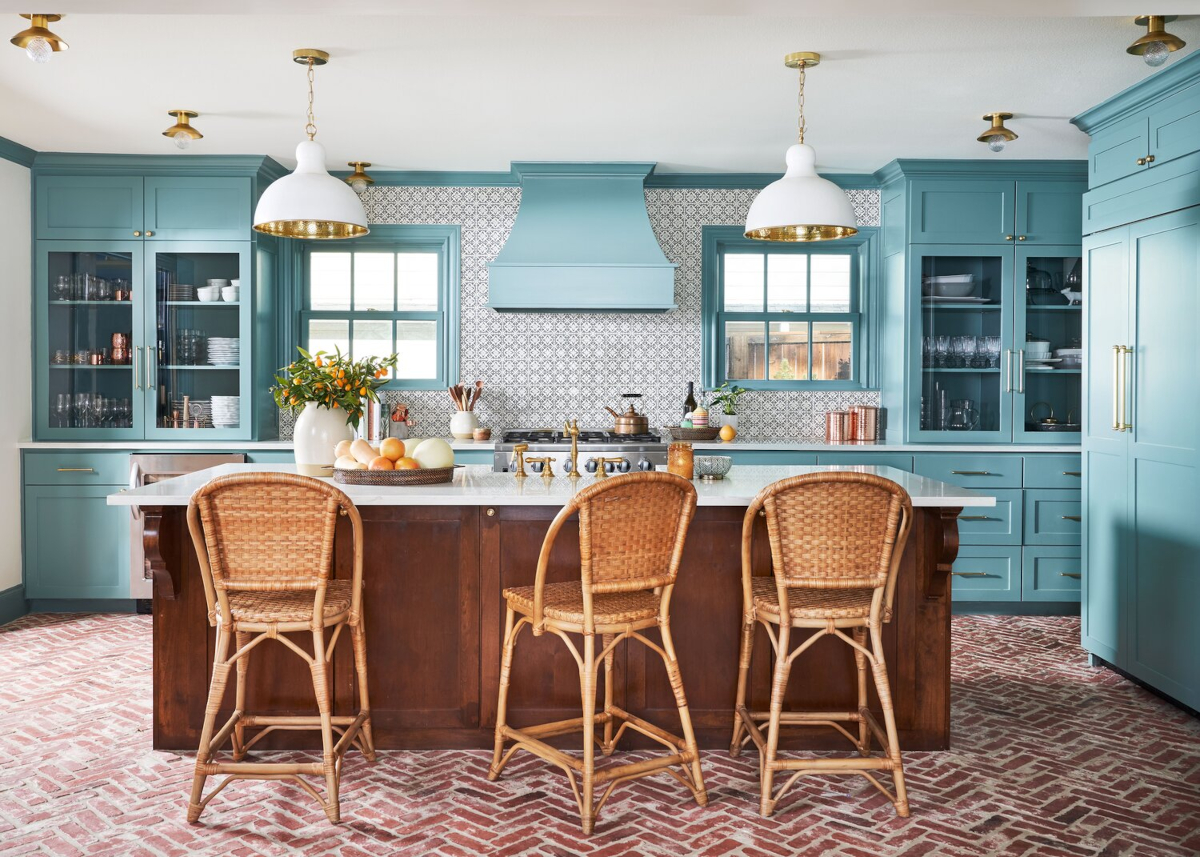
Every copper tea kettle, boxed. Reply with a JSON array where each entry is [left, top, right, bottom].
[[604, 393, 649, 435]]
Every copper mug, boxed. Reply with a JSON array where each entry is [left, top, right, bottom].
[[111, 333, 129, 365]]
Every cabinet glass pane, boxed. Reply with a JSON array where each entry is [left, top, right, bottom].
[[310, 253, 351, 310], [45, 250, 137, 430], [725, 320, 766, 379], [767, 254, 806, 312], [918, 255, 1005, 434], [768, 321, 809, 380], [353, 252, 395, 312], [396, 320, 438, 379], [812, 321, 853, 380], [1022, 254, 1083, 433], [724, 254, 764, 311], [153, 251, 242, 430], [397, 252, 439, 311]]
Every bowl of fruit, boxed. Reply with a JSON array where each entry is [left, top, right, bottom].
[[332, 436, 457, 485]]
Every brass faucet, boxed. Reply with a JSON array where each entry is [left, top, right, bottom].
[[563, 419, 581, 479], [590, 456, 625, 480], [511, 443, 529, 479], [525, 456, 555, 480]]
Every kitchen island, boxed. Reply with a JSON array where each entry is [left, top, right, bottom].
[[110, 464, 993, 752]]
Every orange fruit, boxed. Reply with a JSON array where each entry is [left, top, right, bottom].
[[368, 456, 394, 471], [394, 457, 420, 470], [379, 438, 405, 462]]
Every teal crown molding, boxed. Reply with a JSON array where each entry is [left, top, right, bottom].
[[330, 166, 879, 190], [32, 152, 286, 179], [1072, 49, 1200, 135], [873, 158, 1087, 184], [0, 135, 35, 168], [332, 170, 519, 187]]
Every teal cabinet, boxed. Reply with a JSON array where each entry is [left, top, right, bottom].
[[24, 484, 130, 599], [1023, 454, 1082, 488], [24, 450, 131, 485], [1086, 121, 1148, 189], [950, 546, 1021, 602], [144, 177, 251, 241], [1015, 182, 1085, 245], [814, 453, 913, 471], [1023, 546, 1081, 602], [1023, 489, 1081, 545], [245, 451, 294, 465], [36, 176, 144, 240], [908, 179, 1015, 245], [710, 450, 819, 466], [957, 488, 1022, 546], [453, 448, 494, 466], [912, 453, 1022, 488], [1147, 81, 1200, 171]]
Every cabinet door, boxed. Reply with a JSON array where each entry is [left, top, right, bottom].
[[24, 484, 130, 599], [35, 241, 148, 440], [1023, 489, 1081, 546], [144, 177, 251, 241], [1147, 82, 1200, 172], [908, 179, 1015, 244], [1126, 209, 1200, 709], [1087, 119, 1150, 189], [1014, 181, 1085, 245], [1023, 546, 1081, 603], [1081, 228, 1130, 664], [36, 176, 143, 240]]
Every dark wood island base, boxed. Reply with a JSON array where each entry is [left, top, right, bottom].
[[145, 501, 961, 753]]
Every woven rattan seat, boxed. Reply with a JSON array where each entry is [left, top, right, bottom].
[[504, 581, 660, 626], [731, 472, 913, 820], [228, 580, 354, 624], [488, 472, 707, 835], [185, 472, 375, 826], [750, 577, 893, 622]]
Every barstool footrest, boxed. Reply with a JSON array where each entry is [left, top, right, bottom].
[[204, 761, 325, 776], [768, 756, 894, 772]]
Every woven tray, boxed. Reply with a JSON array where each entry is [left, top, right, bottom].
[[662, 426, 722, 441], [333, 466, 457, 486]]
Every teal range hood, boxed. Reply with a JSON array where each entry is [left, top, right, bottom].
[[487, 162, 677, 312]]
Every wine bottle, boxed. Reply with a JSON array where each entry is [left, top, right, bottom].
[[683, 382, 697, 416]]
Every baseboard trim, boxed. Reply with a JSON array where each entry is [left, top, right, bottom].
[[28, 599, 138, 614], [952, 602, 1081, 617], [1089, 655, 1200, 719], [0, 584, 28, 627]]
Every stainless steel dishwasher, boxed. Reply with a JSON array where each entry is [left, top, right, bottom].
[[128, 453, 245, 598]]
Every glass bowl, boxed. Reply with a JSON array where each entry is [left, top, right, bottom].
[[694, 456, 733, 481]]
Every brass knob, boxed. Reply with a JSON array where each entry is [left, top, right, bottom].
[[1004, 235, 1014, 241], [1146, 154, 1156, 164], [1017, 235, 1027, 241], [133, 231, 142, 237], [145, 230, 154, 237], [1137, 157, 1147, 166], [486, 508, 495, 517]]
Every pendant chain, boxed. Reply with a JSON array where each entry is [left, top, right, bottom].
[[305, 58, 317, 141], [796, 61, 806, 145]]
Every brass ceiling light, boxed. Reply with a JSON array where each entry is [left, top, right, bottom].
[[346, 162, 374, 194], [978, 112, 1017, 153], [10, 13, 67, 63], [163, 110, 203, 150], [1127, 15, 1186, 67]]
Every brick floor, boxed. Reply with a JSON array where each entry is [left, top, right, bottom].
[[0, 613, 1197, 856]]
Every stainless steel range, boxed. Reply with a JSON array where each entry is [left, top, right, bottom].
[[493, 428, 668, 475]]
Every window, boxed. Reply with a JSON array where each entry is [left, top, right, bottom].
[[300, 226, 459, 389], [702, 227, 870, 390]]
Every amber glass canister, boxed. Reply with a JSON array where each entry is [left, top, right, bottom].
[[668, 442, 694, 479]]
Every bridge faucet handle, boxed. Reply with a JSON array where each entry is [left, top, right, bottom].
[[511, 443, 529, 478]]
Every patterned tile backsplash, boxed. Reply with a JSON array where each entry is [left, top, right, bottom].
[[278, 185, 882, 442]]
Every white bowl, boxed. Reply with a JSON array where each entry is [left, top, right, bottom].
[[196, 287, 221, 302], [229, 279, 241, 288], [922, 274, 976, 298], [221, 286, 240, 302], [206, 278, 231, 288]]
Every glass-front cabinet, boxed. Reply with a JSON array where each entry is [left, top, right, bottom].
[[35, 240, 253, 440], [909, 243, 1082, 443]]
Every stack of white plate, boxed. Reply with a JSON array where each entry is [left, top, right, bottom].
[[206, 337, 240, 366], [211, 396, 240, 428], [168, 284, 197, 302]]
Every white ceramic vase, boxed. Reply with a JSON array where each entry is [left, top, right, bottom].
[[293, 401, 352, 476], [450, 411, 479, 439], [718, 413, 738, 430]]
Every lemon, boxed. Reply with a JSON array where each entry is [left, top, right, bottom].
[[719, 424, 737, 442]]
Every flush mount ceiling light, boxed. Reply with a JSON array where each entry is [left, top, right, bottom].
[[346, 162, 374, 195], [10, 14, 67, 63], [745, 52, 857, 242], [1127, 15, 1186, 67], [163, 110, 202, 150], [978, 112, 1017, 153], [253, 48, 368, 240]]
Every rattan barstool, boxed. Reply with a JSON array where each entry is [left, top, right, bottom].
[[487, 471, 707, 834], [730, 471, 913, 818], [184, 471, 375, 824]]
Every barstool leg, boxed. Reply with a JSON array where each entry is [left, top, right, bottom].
[[869, 622, 909, 817], [187, 626, 233, 823], [601, 633, 616, 756], [853, 627, 870, 756], [232, 631, 250, 761], [730, 617, 755, 756], [349, 618, 376, 762], [760, 622, 791, 817], [580, 633, 597, 835], [659, 621, 707, 807], [310, 628, 341, 824], [488, 607, 516, 781]]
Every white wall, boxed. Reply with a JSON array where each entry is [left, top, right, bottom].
[[0, 158, 30, 592]]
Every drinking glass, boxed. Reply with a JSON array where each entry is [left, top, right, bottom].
[[52, 349, 68, 365], [922, 336, 933, 368], [118, 398, 131, 428], [960, 336, 978, 369], [986, 336, 1001, 368], [53, 275, 71, 301], [935, 335, 951, 368], [73, 392, 91, 428], [52, 393, 70, 428], [91, 395, 105, 428]]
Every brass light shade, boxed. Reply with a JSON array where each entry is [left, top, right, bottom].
[[1127, 16, 1186, 66], [978, 112, 1017, 152], [346, 162, 375, 194], [163, 110, 203, 148], [10, 13, 67, 60]]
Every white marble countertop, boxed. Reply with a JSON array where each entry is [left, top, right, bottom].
[[107, 463, 995, 509], [17, 438, 478, 452]]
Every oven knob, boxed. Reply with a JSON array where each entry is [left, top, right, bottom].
[[585, 458, 599, 473], [637, 457, 654, 471], [604, 461, 617, 473], [530, 460, 544, 473], [617, 459, 632, 473]]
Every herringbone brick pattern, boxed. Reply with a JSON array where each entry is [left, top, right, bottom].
[[0, 613, 1197, 856]]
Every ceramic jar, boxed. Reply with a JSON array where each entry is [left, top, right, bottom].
[[293, 401, 352, 476], [450, 411, 479, 439]]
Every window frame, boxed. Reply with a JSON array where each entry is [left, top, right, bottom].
[[297, 225, 460, 391], [701, 226, 876, 391]]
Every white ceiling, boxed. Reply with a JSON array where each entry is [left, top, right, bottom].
[[0, 3, 1198, 174]]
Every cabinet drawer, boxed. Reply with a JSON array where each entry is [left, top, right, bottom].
[[1024, 489, 1081, 545], [912, 454, 1022, 488], [1022, 546, 1081, 602], [1023, 454, 1082, 489], [956, 488, 1022, 546], [950, 546, 1020, 602], [24, 451, 129, 485], [245, 452, 295, 465], [815, 453, 913, 472]]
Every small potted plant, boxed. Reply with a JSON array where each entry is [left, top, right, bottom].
[[709, 382, 749, 430], [272, 347, 397, 475]]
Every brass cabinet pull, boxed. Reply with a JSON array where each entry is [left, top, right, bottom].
[[133, 346, 142, 391], [57, 467, 94, 472], [133, 230, 142, 237], [145, 230, 154, 237], [1063, 471, 1081, 477], [1061, 515, 1082, 522], [1119, 345, 1133, 431], [1004, 234, 1014, 241], [1146, 155, 1156, 164], [951, 571, 991, 578], [1111, 345, 1122, 431], [147, 346, 156, 390], [958, 515, 994, 521], [1016, 349, 1025, 394], [486, 508, 495, 517], [951, 470, 991, 475], [1003, 349, 1012, 392], [1136, 157, 1147, 166], [1017, 235, 1027, 241], [1059, 572, 1082, 579]]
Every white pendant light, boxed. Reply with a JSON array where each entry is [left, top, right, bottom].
[[745, 52, 857, 242], [253, 49, 368, 240]]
